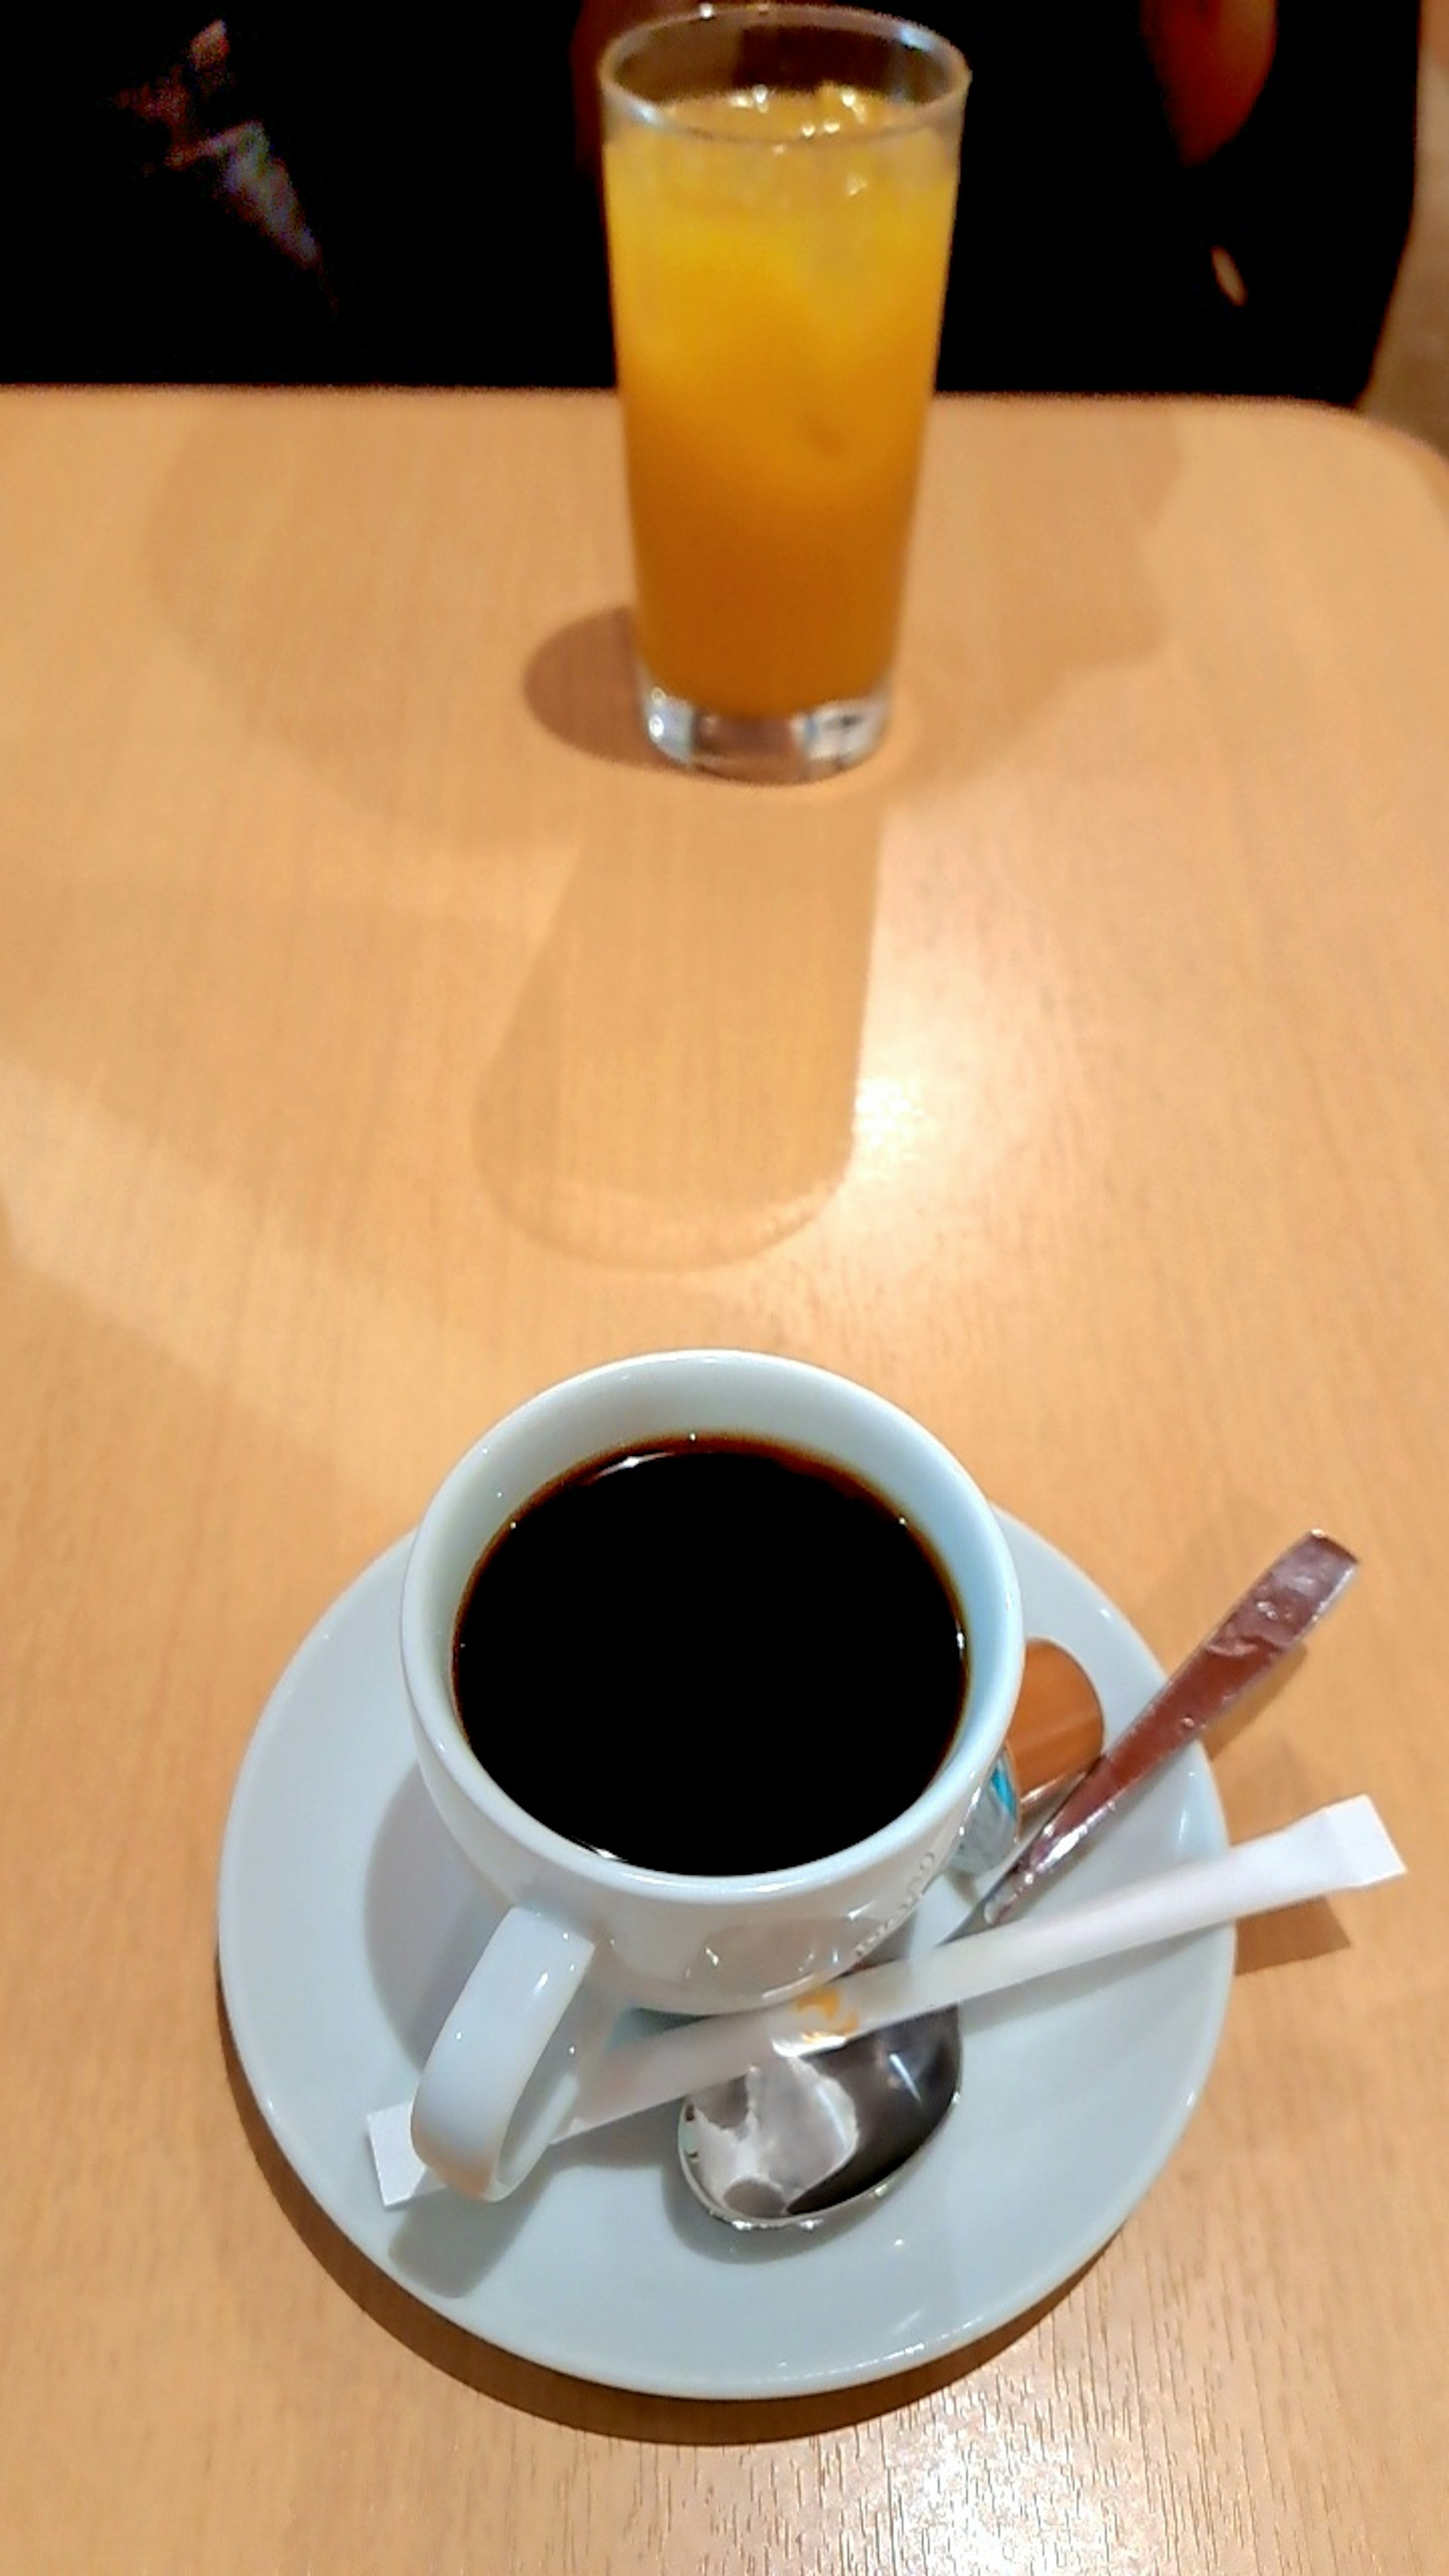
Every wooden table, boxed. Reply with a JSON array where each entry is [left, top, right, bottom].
[[2, 390, 1445, 2572]]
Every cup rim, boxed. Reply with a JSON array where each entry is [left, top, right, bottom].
[[598, 4, 970, 142], [400, 1349, 1022, 1907]]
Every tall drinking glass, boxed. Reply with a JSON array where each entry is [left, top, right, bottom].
[[600, 5, 968, 783]]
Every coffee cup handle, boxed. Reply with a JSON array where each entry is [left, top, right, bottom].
[[409, 1906, 600, 2199]]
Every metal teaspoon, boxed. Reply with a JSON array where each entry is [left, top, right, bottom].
[[678, 1531, 1358, 2229]]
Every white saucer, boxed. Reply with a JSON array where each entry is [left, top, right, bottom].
[[218, 1514, 1233, 2401]]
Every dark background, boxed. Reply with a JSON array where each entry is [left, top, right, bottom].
[[1, 3, 1423, 400]]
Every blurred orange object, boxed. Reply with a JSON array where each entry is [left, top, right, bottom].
[[1009, 1641, 1106, 1796], [1141, 0, 1278, 166]]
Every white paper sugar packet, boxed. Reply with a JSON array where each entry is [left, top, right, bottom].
[[367, 1796, 1403, 2210]]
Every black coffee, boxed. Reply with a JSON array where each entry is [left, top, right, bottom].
[[451, 1436, 967, 1876]]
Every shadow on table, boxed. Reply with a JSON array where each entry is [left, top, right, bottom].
[[217, 1982, 1092, 2439], [475, 644, 898, 1266], [523, 604, 653, 770], [1234, 1897, 1351, 1973]]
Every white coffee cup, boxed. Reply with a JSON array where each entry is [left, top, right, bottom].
[[401, 1349, 1023, 2198]]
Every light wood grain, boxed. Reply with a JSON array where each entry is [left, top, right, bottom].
[[1, 390, 1444, 2574]]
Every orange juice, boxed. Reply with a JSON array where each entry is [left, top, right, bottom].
[[604, 83, 960, 721]]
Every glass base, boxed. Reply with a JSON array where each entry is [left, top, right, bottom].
[[637, 663, 889, 784]]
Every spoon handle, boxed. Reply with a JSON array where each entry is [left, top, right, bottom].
[[977, 1530, 1358, 1928]]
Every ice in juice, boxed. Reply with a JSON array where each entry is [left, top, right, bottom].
[[603, 83, 959, 720]]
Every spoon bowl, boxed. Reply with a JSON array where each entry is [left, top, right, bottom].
[[679, 2013, 961, 2228]]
